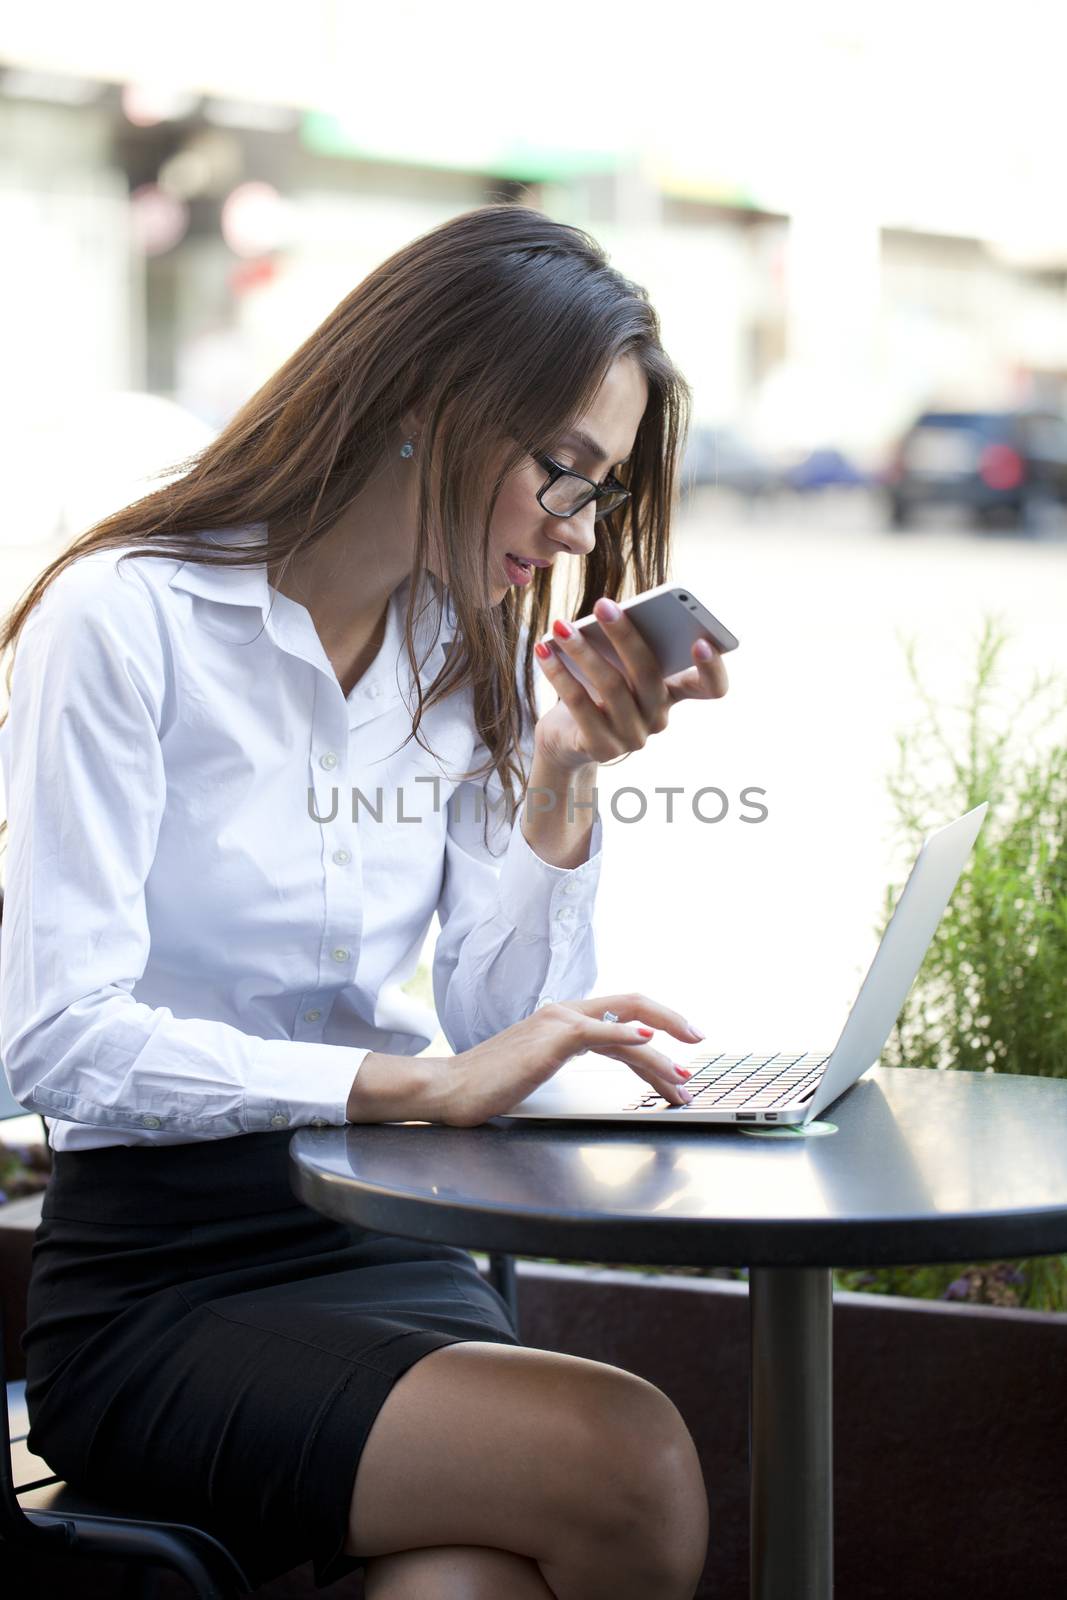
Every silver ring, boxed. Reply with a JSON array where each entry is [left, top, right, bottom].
[[602, 1010, 619, 1024]]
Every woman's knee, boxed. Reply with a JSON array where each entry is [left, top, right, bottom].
[[345, 1341, 707, 1585], [555, 1364, 709, 1578]]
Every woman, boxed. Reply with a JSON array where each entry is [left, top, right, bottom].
[[0, 204, 727, 1598]]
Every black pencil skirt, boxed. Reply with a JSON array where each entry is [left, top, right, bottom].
[[21, 1128, 523, 1590]]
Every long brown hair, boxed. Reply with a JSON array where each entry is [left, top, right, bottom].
[[0, 202, 691, 854]]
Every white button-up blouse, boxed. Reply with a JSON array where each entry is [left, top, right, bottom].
[[0, 524, 603, 1150]]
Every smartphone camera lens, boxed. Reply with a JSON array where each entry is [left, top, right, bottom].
[[678, 594, 688, 602]]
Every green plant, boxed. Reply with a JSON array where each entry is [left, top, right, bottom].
[[863, 616, 1067, 1311], [880, 615, 1067, 1078], [833, 1257, 1067, 1312]]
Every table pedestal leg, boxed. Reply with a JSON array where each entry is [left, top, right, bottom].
[[749, 1266, 833, 1600]]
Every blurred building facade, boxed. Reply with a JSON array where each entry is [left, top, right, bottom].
[[3, 2, 1067, 534]]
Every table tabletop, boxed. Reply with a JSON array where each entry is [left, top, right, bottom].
[[289, 1066, 1067, 1267]]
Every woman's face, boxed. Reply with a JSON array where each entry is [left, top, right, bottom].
[[481, 352, 650, 603]]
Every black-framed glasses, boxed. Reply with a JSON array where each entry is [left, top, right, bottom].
[[531, 452, 631, 520]]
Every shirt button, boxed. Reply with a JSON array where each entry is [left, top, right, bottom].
[[270, 1113, 289, 1128], [536, 996, 556, 1009], [320, 751, 339, 770], [331, 947, 350, 963], [555, 906, 576, 922], [332, 848, 351, 865], [366, 682, 381, 699], [562, 880, 579, 896], [309, 1117, 328, 1129], [304, 1008, 322, 1022], [142, 1114, 161, 1129]]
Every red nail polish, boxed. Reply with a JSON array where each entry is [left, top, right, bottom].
[[534, 641, 552, 660], [635, 1025, 653, 1038], [675, 1066, 693, 1079], [552, 619, 572, 640]]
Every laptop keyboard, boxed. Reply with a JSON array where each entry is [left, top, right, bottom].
[[626, 1051, 832, 1112]]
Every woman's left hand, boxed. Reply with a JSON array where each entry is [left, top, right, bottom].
[[532, 596, 729, 773]]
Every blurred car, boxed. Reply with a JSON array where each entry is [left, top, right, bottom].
[[783, 446, 871, 491], [882, 408, 1067, 531], [679, 424, 780, 500]]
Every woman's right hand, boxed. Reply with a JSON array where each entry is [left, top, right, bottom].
[[440, 994, 702, 1127]]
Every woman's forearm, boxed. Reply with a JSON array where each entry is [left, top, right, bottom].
[[521, 752, 599, 870]]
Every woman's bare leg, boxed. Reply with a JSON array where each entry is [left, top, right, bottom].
[[345, 1341, 709, 1600]]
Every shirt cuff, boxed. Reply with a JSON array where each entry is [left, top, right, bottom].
[[244, 1039, 371, 1130], [496, 807, 604, 943]]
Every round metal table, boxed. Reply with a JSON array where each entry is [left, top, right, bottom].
[[290, 1066, 1067, 1600]]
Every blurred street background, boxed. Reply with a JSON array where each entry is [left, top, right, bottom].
[[1, 0, 1065, 1057]]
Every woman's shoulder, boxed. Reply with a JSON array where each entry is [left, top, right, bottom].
[[22, 545, 177, 687], [35, 540, 149, 607], [38, 528, 243, 625]]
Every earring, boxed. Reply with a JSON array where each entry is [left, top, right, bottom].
[[400, 437, 415, 459]]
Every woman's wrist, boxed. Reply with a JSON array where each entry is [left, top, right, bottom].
[[346, 1052, 453, 1124], [521, 747, 599, 870]]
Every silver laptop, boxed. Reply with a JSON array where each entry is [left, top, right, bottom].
[[500, 803, 988, 1127]]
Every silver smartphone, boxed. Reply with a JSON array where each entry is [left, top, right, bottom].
[[540, 582, 739, 695]]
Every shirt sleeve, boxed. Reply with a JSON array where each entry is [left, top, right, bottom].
[[0, 558, 364, 1139], [431, 637, 603, 1052]]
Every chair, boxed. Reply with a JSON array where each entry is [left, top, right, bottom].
[[1, 1123, 518, 1596], [3, 1401, 252, 1597]]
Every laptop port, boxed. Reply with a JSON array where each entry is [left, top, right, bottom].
[[737, 1113, 757, 1121], [764, 1113, 778, 1121]]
